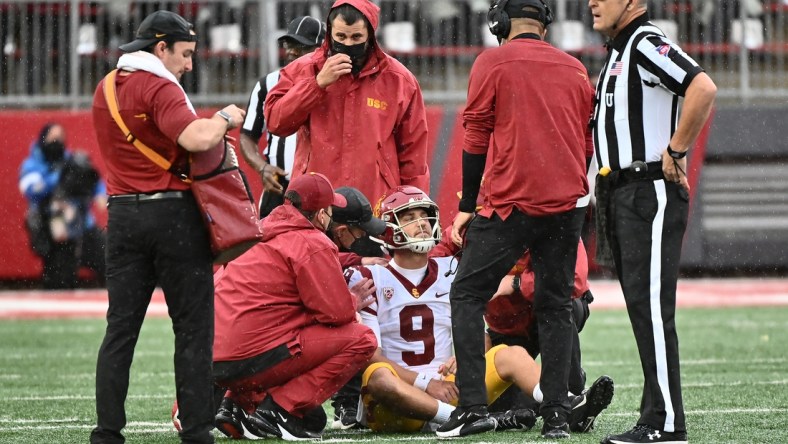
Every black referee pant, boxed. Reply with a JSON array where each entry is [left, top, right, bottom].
[[450, 207, 585, 419], [91, 196, 215, 444], [610, 178, 688, 433]]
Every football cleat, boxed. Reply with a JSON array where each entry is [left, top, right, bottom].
[[541, 411, 570, 439], [601, 424, 688, 443], [569, 375, 615, 432], [491, 408, 537, 431], [248, 396, 321, 441], [214, 396, 265, 440], [435, 406, 496, 438], [331, 397, 363, 430]]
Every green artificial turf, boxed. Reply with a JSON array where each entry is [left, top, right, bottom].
[[1, 307, 786, 443]]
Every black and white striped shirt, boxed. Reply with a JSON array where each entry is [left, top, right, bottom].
[[592, 13, 703, 172], [241, 69, 296, 173]]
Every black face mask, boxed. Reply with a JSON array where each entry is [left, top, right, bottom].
[[348, 234, 385, 258], [41, 140, 65, 164], [331, 40, 368, 74]]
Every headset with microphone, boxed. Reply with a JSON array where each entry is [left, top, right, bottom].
[[487, 0, 554, 43]]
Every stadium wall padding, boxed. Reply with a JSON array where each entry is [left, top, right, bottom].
[[2, 106, 785, 280]]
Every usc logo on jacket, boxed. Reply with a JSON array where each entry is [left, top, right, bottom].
[[367, 97, 388, 111]]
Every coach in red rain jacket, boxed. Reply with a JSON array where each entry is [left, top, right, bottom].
[[264, 0, 429, 206], [212, 172, 376, 440], [439, 0, 595, 439]]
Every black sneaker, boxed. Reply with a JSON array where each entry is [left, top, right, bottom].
[[541, 411, 570, 439], [601, 424, 688, 444], [569, 375, 615, 432], [435, 406, 496, 438], [248, 396, 321, 441], [491, 408, 537, 431], [331, 397, 363, 430], [215, 397, 266, 440]]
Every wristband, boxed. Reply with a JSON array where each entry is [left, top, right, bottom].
[[413, 372, 431, 391], [667, 145, 687, 159], [216, 110, 233, 130]]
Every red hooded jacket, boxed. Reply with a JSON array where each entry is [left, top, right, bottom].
[[265, 0, 430, 205], [213, 204, 361, 361]]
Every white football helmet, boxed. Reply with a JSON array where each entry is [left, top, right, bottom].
[[373, 186, 441, 254]]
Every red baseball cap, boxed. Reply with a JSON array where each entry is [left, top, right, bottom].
[[287, 172, 347, 211]]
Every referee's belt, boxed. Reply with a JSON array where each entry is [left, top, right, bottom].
[[108, 190, 189, 204], [604, 161, 664, 187]]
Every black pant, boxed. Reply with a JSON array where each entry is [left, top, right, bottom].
[[610, 179, 688, 433], [91, 196, 215, 444], [450, 207, 585, 418]]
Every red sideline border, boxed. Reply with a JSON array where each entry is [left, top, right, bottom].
[[1, 278, 788, 319]]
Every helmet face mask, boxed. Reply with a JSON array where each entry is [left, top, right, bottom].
[[373, 186, 441, 254]]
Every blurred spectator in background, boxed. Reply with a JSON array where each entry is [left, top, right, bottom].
[[19, 123, 107, 289]]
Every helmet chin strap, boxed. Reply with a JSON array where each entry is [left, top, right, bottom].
[[407, 239, 437, 254]]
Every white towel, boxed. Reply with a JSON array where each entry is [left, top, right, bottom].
[[116, 51, 196, 114]]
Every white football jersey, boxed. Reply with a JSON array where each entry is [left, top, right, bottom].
[[348, 257, 454, 375]]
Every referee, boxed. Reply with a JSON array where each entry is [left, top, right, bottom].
[[239, 16, 325, 217], [588, 1, 717, 443]]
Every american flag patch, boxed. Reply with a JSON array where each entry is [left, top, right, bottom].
[[656, 44, 670, 56], [609, 61, 624, 76]]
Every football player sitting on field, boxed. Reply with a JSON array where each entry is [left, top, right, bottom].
[[346, 186, 610, 435]]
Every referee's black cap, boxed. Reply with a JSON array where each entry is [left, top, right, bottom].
[[278, 16, 326, 48], [120, 11, 197, 53]]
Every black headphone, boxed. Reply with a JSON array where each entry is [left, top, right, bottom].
[[487, 0, 554, 42]]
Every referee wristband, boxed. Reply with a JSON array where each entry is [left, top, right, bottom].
[[413, 372, 431, 391], [667, 145, 687, 159]]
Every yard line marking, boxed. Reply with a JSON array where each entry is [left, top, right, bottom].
[[607, 408, 788, 417], [3, 394, 172, 401], [1, 350, 172, 359], [585, 357, 788, 367], [576, 380, 788, 390], [5, 380, 787, 403]]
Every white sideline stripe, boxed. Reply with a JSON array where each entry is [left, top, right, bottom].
[[3, 279, 788, 318], [0, 299, 168, 317]]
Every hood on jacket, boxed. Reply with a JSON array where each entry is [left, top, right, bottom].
[[322, 0, 383, 62], [261, 203, 322, 242], [329, 0, 379, 33]]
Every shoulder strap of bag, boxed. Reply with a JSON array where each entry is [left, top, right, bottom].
[[103, 69, 190, 181]]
